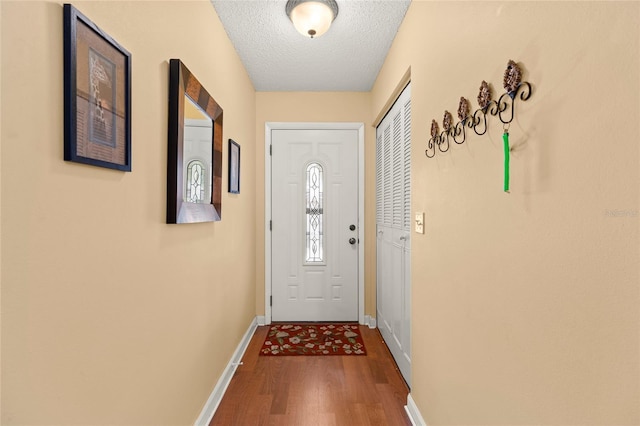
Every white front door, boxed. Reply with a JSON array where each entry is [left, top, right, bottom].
[[271, 129, 359, 322]]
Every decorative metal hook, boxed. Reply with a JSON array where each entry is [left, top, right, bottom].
[[453, 97, 471, 144], [497, 60, 532, 124], [425, 119, 438, 158], [472, 80, 494, 135], [472, 107, 489, 136], [440, 111, 453, 152], [497, 81, 532, 124]]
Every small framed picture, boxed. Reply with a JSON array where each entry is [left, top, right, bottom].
[[228, 139, 240, 194], [63, 4, 132, 171]]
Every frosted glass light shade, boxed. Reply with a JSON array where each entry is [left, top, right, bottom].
[[286, 0, 338, 38]]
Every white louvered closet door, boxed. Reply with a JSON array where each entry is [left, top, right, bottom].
[[376, 83, 411, 386]]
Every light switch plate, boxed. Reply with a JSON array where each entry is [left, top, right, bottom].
[[415, 212, 424, 234]]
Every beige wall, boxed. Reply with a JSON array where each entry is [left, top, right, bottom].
[[3, 1, 639, 424], [254, 92, 376, 317], [0, 1, 3, 415], [1, 1, 256, 424], [372, 1, 639, 424]]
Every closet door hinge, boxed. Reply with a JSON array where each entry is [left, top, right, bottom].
[[270, 296, 272, 306], [270, 145, 272, 156], [269, 220, 272, 231]]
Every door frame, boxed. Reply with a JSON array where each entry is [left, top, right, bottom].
[[264, 122, 365, 325]]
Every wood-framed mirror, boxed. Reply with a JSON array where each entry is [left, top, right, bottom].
[[167, 59, 223, 224]]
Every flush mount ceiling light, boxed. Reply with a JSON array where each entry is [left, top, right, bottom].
[[286, 0, 339, 39]]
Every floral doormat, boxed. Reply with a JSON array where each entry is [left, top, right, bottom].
[[260, 323, 367, 356]]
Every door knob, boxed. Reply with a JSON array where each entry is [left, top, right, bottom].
[[349, 237, 357, 245]]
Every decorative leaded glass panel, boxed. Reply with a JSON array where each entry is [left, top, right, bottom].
[[186, 160, 205, 203], [305, 163, 324, 263]]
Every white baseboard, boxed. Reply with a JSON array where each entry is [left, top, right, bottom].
[[194, 317, 258, 426], [256, 315, 266, 326], [364, 314, 377, 329], [404, 393, 427, 426]]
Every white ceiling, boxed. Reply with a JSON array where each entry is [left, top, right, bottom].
[[211, 0, 411, 92]]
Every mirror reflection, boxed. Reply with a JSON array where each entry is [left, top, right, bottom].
[[167, 58, 223, 224], [183, 95, 213, 204]]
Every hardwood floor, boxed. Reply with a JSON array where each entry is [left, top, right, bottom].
[[210, 325, 411, 426]]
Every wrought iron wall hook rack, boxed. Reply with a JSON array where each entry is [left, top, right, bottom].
[[425, 60, 533, 159]]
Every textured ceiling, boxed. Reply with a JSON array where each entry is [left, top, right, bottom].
[[211, 0, 411, 92]]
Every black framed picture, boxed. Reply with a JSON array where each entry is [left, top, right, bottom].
[[228, 139, 240, 194], [63, 4, 132, 171]]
